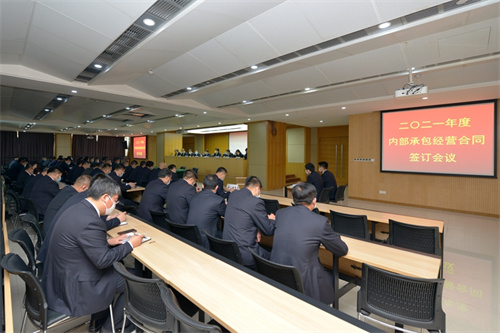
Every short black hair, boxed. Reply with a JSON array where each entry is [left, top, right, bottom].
[[139, 161, 146, 167], [131, 160, 138, 166], [203, 174, 219, 190], [114, 164, 126, 172], [216, 167, 227, 174], [168, 164, 176, 170], [184, 170, 198, 180], [305, 163, 315, 172], [158, 169, 172, 179], [245, 175, 262, 189], [318, 161, 328, 169], [47, 167, 62, 175], [146, 161, 154, 168], [292, 182, 316, 206]]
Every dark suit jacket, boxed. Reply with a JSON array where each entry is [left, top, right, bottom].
[[165, 179, 197, 224], [222, 188, 275, 267], [37, 191, 120, 262], [137, 168, 152, 187], [216, 176, 230, 199], [270, 205, 348, 304], [81, 167, 94, 176], [7, 160, 23, 180], [186, 190, 226, 248], [42, 200, 133, 316], [43, 185, 78, 235], [321, 170, 337, 200], [127, 166, 143, 182], [137, 178, 169, 223], [16, 170, 32, 189], [22, 173, 42, 198], [307, 171, 324, 200], [149, 168, 160, 182], [123, 165, 135, 181], [69, 166, 84, 183], [109, 171, 131, 194], [30, 175, 60, 215]]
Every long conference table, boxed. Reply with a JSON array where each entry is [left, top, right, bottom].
[[259, 194, 443, 309], [108, 214, 379, 332]]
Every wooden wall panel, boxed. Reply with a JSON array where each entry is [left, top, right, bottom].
[[266, 121, 286, 190], [163, 132, 183, 157], [182, 136, 195, 152], [205, 133, 229, 154], [55, 133, 71, 157], [348, 107, 500, 216], [286, 163, 307, 181], [318, 126, 349, 185], [146, 135, 157, 165]]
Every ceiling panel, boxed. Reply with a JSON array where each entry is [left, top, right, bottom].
[[374, 0, 449, 23], [103, 0, 157, 20], [294, 1, 379, 41], [318, 44, 407, 84], [188, 40, 247, 76], [248, 1, 321, 55], [155, 53, 220, 89], [196, 81, 276, 108], [350, 81, 393, 100], [37, 0, 149, 39], [128, 73, 181, 97], [215, 22, 280, 66], [261, 66, 331, 95], [0, 0, 34, 41], [302, 87, 359, 106]]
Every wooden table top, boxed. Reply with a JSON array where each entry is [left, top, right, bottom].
[[109, 215, 373, 332], [260, 194, 444, 233], [126, 186, 145, 192]]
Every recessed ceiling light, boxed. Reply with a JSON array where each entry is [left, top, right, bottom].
[[126, 107, 131, 110], [143, 18, 155, 26], [320, 120, 324, 123], [175, 114, 179, 117], [305, 87, 311, 91], [44, 108, 50, 112], [422, 96, 428, 100], [197, 125, 200, 127], [285, 114, 289, 117], [186, 87, 192, 91], [378, 22, 391, 29], [247, 118, 251, 121], [94, 64, 103, 69], [341, 106, 346, 110], [251, 65, 258, 70], [56, 97, 63, 101], [242, 100, 247, 104], [71, 90, 77, 94], [77, 125, 81, 128], [203, 111, 207, 114], [218, 122, 222, 125]]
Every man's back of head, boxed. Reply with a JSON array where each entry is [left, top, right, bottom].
[[203, 174, 218, 191], [292, 183, 317, 206]]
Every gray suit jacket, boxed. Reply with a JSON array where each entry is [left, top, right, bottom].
[[42, 199, 132, 316], [222, 188, 275, 267], [270, 205, 348, 304]]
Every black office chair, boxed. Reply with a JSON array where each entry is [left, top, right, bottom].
[[388, 219, 442, 256], [8, 228, 42, 277], [149, 210, 171, 230], [205, 231, 243, 264], [330, 210, 370, 240], [118, 203, 138, 216], [1, 253, 81, 333], [23, 197, 41, 221], [248, 248, 304, 294], [192, 167, 199, 175], [357, 263, 445, 333], [261, 198, 280, 215], [4, 189, 21, 227], [167, 221, 203, 246], [160, 287, 223, 333], [332, 185, 347, 203], [317, 187, 333, 204], [19, 212, 44, 252], [113, 261, 171, 333]]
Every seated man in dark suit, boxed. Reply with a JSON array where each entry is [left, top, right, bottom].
[[127, 161, 145, 183], [42, 176, 144, 333], [222, 149, 234, 158], [16, 162, 35, 189], [305, 162, 323, 200], [148, 162, 167, 183], [37, 174, 126, 264], [107, 164, 136, 206], [137, 169, 172, 223], [318, 161, 338, 201], [165, 169, 199, 224], [223, 176, 275, 268], [21, 166, 47, 199], [91, 162, 112, 177], [214, 167, 236, 200], [7, 157, 27, 181], [186, 174, 226, 249], [202, 149, 211, 157], [137, 161, 154, 187], [168, 164, 179, 182], [212, 148, 221, 157], [123, 160, 137, 182], [42, 175, 91, 235], [270, 183, 348, 304], [30, 167, 62, 220], [68, 159, 84, 184]]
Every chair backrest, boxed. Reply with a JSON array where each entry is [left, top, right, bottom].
[[113, 262, 171, 332], [248, 248, 304, 294], [149, 210, 171, 230], [161, 287, 222, 333], [333, 185, 347, 202], [330, 210, 369, 240], [19, 213, 43, 252], [317, 187, 332, 203], [4, 189, 21, 214], [204, 231, 243, 264], [261, 198, 280, 215], [8, 228, 36, 274], [167, 221, 203, 246], [357, 263, 445, 332], [388, 219, 441, 256], [1, 253, 49, 330], [118, 204, 138, 216], [24, 197, 39, 220], [192, 167, 199, 175]]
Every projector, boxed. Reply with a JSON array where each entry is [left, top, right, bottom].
[[86, 135, 95, 139], [395, 84, 428, 97]]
